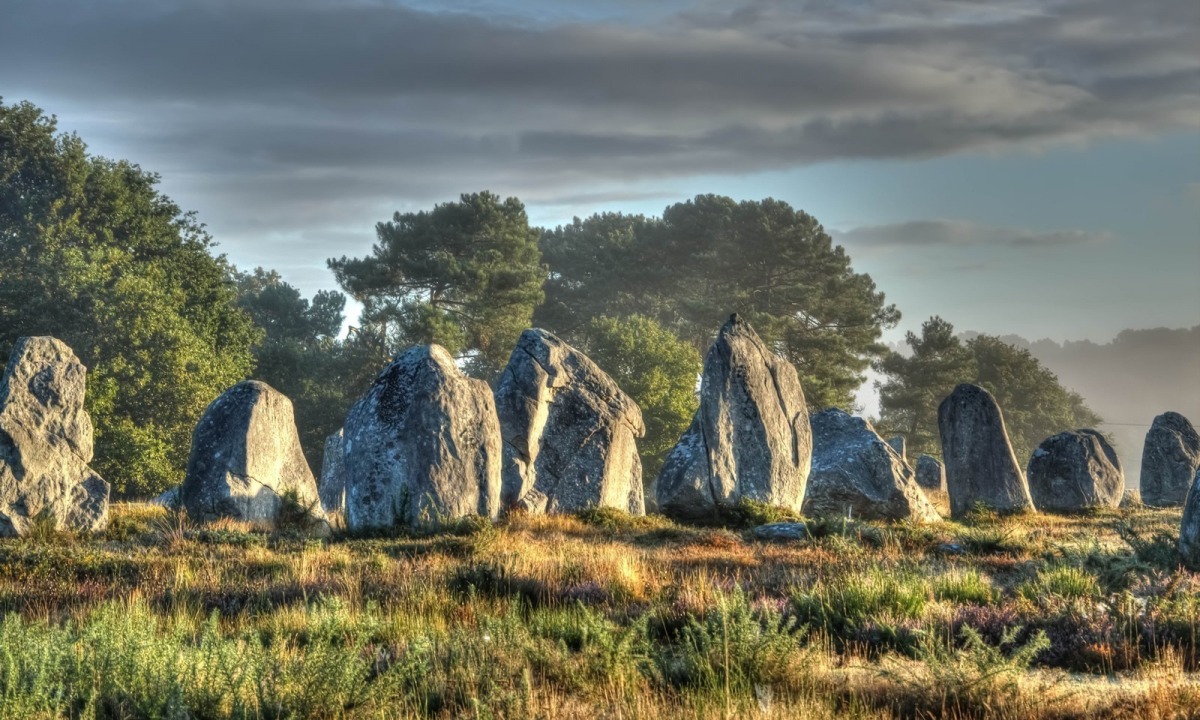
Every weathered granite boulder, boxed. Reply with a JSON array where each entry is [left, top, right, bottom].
[[1140, 412, 1200, 507], [152, 486, 181, 508], [887, 436, 907, 461], [657, 315, 812, 521], [0, 337, 109, 536], [938, 383, 1034, 519], [183, 380, 327, 532], [804, 410, 940, 522], [1027, 429, 1124, 512], [916, 454, 947, 492], [344, 345, 502, 530], [318, 429, 345, 514], [495, 329, 645, 514], [1179, 468, 1200, 569]]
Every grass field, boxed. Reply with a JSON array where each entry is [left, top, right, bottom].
[[0, 499, 1197, 719]]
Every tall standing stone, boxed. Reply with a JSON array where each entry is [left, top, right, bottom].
[[1179, 467, 1200, 569], [916, 454, 947, 492], [804, 410, 940, 522], [938, 383, 1034, 519], [343, 345, 502, 530], [1027, 429, 1124, 512], [183, 380, 327, 531], [0, 337, 109, 536], [318, 429, 345, 514], [657, 315, 812, 521], [495, 329, 645, 514], [1140, 412, 1200, 507]]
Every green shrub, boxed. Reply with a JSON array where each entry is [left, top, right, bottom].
[[1020, 566, 1101, 603], [933, 570, 996, 606]]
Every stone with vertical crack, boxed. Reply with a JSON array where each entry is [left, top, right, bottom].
[[495, 329, 645, 515], [656, 314, 812, 521]]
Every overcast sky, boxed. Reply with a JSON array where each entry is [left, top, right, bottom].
[[3, 0, 1198, 350]]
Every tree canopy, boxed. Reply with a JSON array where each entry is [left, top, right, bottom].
[[874, 316, 1103, 462], [329, 192, 546, 378], [0, 99, 260, 496], [538, 195, 900, 409]]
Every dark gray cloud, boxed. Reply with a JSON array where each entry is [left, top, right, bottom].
[[835, 220, 1111, 249], [1, 0, 1196, 240]]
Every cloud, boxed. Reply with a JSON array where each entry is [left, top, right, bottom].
[[835, 219, 1112, 249], [0, 0, 1195, 241]]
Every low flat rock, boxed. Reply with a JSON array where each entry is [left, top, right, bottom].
[[916, 454, 947, 492], [318, 429, 345, 514], [182, 380, 327, 533], [657, 315, 812, 521], [1027, 429, 1124, 512], [344, 345, 502, 530], [804, 409, 941, 522], [0, 337, 109, 536], [752, 522, 809, 542], [1140, 412, 1200, 508], [1179, 467, 1200, 569], [938, 383, 1034, 519], [495, 329, 645, 515]]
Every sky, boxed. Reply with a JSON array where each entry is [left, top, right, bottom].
[[3, 0, 1198, 354]]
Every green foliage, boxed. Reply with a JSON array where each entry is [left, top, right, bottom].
[[901, 625, 1052, 715], [538, 196, 900, 410], [791, 570, 929, 640], [933, 571, 996, 606], [328, 191, 545, 378], [577, 314, 700, 478], [659, 587, 806, 694], [1019, 566, 1102, 603], [874, 316, 973, 457], [875, 315, 1102, 461], [0, 99, 260, 497]]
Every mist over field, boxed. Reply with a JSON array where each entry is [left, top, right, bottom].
[[984, 326, 1200, 489]]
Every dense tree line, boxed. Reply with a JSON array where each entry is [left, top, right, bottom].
[[1, 98, 1101, 497]]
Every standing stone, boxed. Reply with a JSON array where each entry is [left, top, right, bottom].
[[938, 383, 1034, 519], [318, 429, 345, 514], [916, 454, 947, 492], [1179, 467, 1200, 569], [887, 436, 907, 462], [1140, 412, 1200, 507], [495, 329, 645, 514], [1027, 429, 1124, 512], [0, 337, 109, 536], [183, 380, 327, 531], [804, 410, 940, 522], [344, 345, 502, 530], [657, 315, 812, 521]]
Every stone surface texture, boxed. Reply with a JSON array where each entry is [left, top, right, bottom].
[[0, 337, 109, 536], [916, 454, 947, 492], [1140, 412, 1200, 508], [343, 345, 502, 530], [1179, 467, 1200, 569], [318, 429, 346, 513], [804, 409, 941, 522], [182, 380, 327, 531], [495, 329, 645, 515], [1027, 429, 1124, 512], [938, 383, 1034, 519], [656, 315, 812, 521]]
